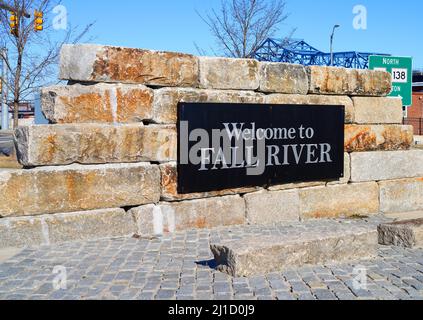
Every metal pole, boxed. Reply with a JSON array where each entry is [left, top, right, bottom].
[[330, 25, 340, 66], [1, 47, 8, 130]]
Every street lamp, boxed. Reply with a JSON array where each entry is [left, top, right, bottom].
[[330, 24, 340, 67]]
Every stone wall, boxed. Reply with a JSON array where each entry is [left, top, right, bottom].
[[0, 43, 420, 248]]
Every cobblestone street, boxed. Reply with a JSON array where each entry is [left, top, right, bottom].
[[1, 221, 423, 301]]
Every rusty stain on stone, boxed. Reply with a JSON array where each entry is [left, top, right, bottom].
[[15, 124, 176, 166], [44, 134, 58, 164], [54, 86, 153, 124], [91, 46, 198, 87], [194, 217, 208, 229], [59, 93, 110, 123], [344, 125, 413, 152]]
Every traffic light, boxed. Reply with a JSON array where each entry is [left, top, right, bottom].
[[34, 10, 43, 32], [9, 12, 18, 37]]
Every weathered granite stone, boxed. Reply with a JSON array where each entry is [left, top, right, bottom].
[[352, 97, 403, 124], [199, 57, 259, 90], [379, 178, 423, 213], [385, 210, 423, 222], [0, 216, 46, 248], [259, 62, 309, 94], [153, 89, 355, 124], [244, 190, 300, 225], [153, 88, 265, 124], [41, 84, 154, 124], [268, 181, 326, 192], [350, 151, 423, 182], [159, 162, 260, 201], [44, 208, 136, 244], [210, 220, 377, 277], [265, 94, 354, 123], [60, 44, 199, 87], [299, 183, 379, 219], [327, 153, 351, 185], [344, 125, 413, 152], [0, 208, 137, 248], [131, 196, 246, 236], [378, 219, 423, 248], [307, 66, 391, 96], [129, 204, 158, 236], [0, 163, 160, 217], [15, 124, 177, 166]]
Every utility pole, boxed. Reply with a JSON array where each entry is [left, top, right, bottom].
[[330, 24, 340, 67], [1, 48, 8, 130]]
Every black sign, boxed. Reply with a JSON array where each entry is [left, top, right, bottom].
[[178, 103, 345, 194]]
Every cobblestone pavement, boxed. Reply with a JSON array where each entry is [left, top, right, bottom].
[[1, 220, 423, 300]]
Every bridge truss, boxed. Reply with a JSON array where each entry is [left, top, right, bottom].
[[251, 38, 390, 69]]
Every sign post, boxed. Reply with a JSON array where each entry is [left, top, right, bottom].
[[369, 55, 413, 107]]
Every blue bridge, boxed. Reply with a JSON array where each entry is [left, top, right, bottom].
[[251, 38, 390, 69]]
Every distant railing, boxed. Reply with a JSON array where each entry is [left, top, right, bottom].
[[3, 100, 35, 119], [404, 118, 423, 136]]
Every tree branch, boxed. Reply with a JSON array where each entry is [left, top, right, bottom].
[[197, 0, 291, 58]]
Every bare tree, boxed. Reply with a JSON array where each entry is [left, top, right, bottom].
[[198, 0, 292, 58], [0, 0, 93, 128]]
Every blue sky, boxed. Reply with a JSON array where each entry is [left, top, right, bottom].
[[58, 0, 423, 68]]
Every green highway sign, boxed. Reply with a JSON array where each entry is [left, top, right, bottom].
[[369, 55, 413, 107]]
